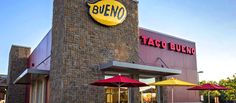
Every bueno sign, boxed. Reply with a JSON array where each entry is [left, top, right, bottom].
[[88, 0, 127, 26], [140, 35, 196, 55]]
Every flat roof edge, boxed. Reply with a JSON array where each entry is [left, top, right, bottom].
[[13, 69, 49, 84], [139, 27, 195, 44], [100, 61, 181, 75]]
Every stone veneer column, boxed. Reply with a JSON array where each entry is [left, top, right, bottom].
[[50, 0, 139, 103], [6, 45, 31, 103], [129, 74, 140, 103]]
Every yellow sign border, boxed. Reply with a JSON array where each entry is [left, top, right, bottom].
[[88, 0, 127, 26]]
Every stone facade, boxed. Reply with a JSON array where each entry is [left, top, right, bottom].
[[50, 0, 139, 103], [6, 45, 31, 103], [0, 74, 7, 101]]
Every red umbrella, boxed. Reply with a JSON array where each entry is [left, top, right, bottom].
[[188, 83, 229, 103], [90, 74, 148, 103], [188, 83, 228, 90]]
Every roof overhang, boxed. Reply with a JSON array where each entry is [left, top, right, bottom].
[[0, 75, 7, 87], [13, 69, 49, 84], [100, 61, 181, 76], [0, 84, 7, 87]]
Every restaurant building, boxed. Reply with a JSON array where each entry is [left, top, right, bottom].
[[6, 0, 200, 103], [0, 74, 7, 103]]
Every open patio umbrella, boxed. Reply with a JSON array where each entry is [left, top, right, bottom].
[[90, 74, 148, 103], [187, 83, 229, 103], [149, 77, 196, 103]]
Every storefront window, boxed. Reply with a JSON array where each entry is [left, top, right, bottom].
[[105, 76, 128, 103], [105, 87, 128, 103], [30, 78, 46, 103], [104, 75, 157, 103], [140, 78, 156, 103], [31, 81, 37, 103]]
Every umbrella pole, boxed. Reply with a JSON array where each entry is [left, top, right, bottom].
[[172, 87, 174, 103], [118, 85, 120, 103], [208, 91, 210, 103]]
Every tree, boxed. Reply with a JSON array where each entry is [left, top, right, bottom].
[[219, 75, 236, 102]]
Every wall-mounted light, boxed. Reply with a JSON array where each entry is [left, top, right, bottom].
[[197, 71, 204, 74]]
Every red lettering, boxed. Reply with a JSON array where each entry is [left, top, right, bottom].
[[191, 48, 195, 55], [186, 47, 191, 54], [169, 42, 175, 51], [147, 38, 155, 46], [161, 41, 167, 49], [175, 44, 181, 52], [181, 46, 186, 53], [139, 35, 195, 55], [155, 40, 161, 47], [140, 35, 147, 45]]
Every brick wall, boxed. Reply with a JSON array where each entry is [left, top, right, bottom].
[[50, 0, 139, 103], [6, 45, 30, 103]]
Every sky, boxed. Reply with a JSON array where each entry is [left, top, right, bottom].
[[0, 0, 236, 81]]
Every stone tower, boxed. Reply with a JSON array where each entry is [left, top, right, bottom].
[[50, 0, 139, 102], [6, 45, 31, 103]]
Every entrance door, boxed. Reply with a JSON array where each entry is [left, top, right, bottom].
[[139, 78, 157, 103]]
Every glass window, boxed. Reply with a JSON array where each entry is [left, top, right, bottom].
[[140, 78, 156, 103], [37, 80, 43, 103], [105, 87, 128, 103], [30, 78, 46, 103], [31, 81, 37, 103], [104, 75, 128, 103]]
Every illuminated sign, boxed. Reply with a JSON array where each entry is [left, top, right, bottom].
[[140, 35, 196, 55], [88, 0, 127, 26]]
